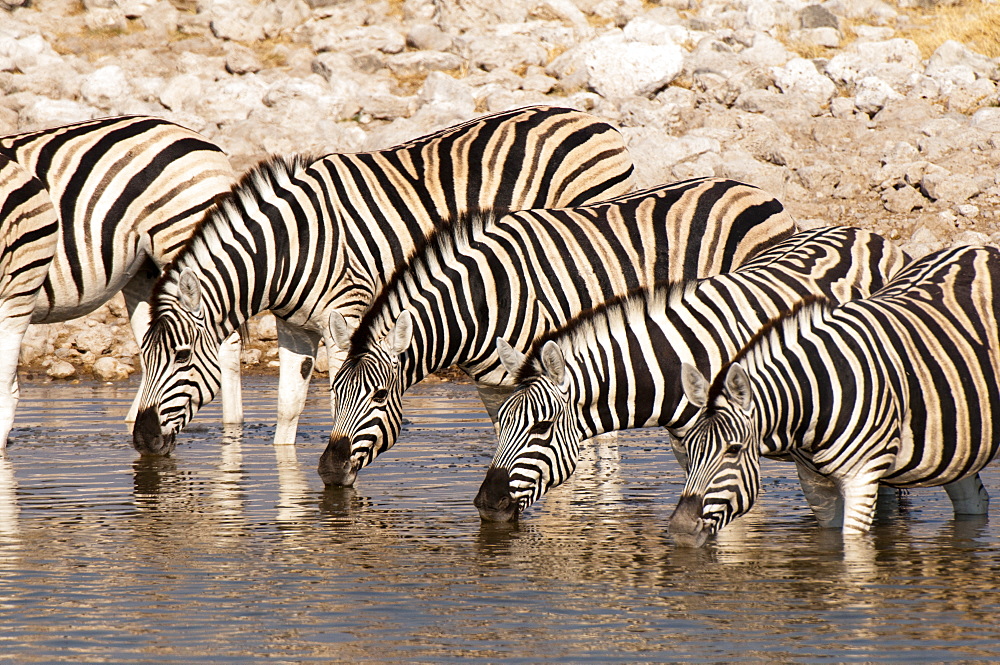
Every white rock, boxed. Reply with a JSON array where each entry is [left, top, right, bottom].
[[386, 51, 465, 77], [47, 360, 76, 380], [825, 39, 922, 86], [20, 98, 98, 128], [854, 76, 902, 115], [771, 57, 835, 105], [921, 168, 983, 203], [952, 230, 991, 247], [926, 40, 998, 81], [584, 32, 684, 99], [407, 23, 452, 51], [881, 185, 925, 213], [80, 65, 131, 110], [92, 356, 133, 382], [159, 74, 204, 112], [971, 108, 1000, 135]]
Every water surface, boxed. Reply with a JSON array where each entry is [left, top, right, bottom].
[[1, 377, 998, 663]]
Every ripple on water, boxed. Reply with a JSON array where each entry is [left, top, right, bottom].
[[0, 377, 998, 662]]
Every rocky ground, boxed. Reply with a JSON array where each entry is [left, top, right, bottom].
[[2, 0, 1000, 382]]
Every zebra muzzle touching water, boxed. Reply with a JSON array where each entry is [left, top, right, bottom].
[[673, 244, 1000, 544], [133, 407, 176, 456], [474, 467, 520, 522]]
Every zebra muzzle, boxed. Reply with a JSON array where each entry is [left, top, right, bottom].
[[669, 494, 710, 548], [132, 407, 177, 456], [474, 467, 520, 523], [318, 434, 359, 487]]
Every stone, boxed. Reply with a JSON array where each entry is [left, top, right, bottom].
[[406, 24, 452, 52], [854, 76, 903, 115], [800, 4, 839, 29], [771, 58, 836, 105], [73, 326, 114, 356], [882, 185, 926, 213], [47, 360, 76, 380], [921, 169, 983, 203], [971, 108, 1000, 135], [583, 33, 684, 99], [226, 45, 263, 74], [80, 65, 131, 110], [952, 230, 991, 246], [92, 356, 133, 382]]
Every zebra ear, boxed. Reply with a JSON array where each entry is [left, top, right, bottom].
[[387, 310, 413, 356], [540, 340, 566, 385], [328, 310, 354, 350], [724, 363, 753, 412], [681, 363, 708, 408], [496, 338, 526, 376], [178, 268, 202, 314]]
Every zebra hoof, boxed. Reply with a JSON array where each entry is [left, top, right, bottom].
[[474, 467, 519, 523]]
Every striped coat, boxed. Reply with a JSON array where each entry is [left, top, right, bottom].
[[672, 244, 1000, 543], [133, 106, 637, 454]]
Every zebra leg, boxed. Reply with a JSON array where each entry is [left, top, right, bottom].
[[944, 473, 990, 515], [121, 263, 158, 424], [0, 314, 32, 450], [840, 474, 881, 534], [274, 318, 320, 445], [218, 329, 243, 425], [474, 382, 515, 425], [794, 460, 844, 528]]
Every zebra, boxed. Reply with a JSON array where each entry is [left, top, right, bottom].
[[0, 115, 239, 450], [322, 177, 797, 486], [0, 155, 60, 450], [671, 244, 1000, 545], [474, 226, 908, 523], [132, 106, 637, 455]]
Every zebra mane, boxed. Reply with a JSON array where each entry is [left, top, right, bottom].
[[151, 153, 317, 314], [705, 294, 832, 406], [348, 207, 498, 356], [514, 281, 693, 384]]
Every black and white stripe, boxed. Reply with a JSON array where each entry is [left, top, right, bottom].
[[0, 116, 237, 448], [0, 155, 60, 449], [321, 177, 797, 486], [474, 226, 907, 522], [133, 106, 636, 455], [672, 244, 1000, 544]]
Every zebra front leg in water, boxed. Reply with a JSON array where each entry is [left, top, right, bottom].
[[795, 459, 844, 528], [274, 317, 321, 445], [0, 316, 33, 450], [944, 473, 990, 515], [218, 330, 243, 425], [122, 264, 158, 424]]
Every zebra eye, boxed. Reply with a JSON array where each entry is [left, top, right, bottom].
[[725, 443, 743, 456], [528, 421, 552, 436], [175, 346, 192, 365], [372, 389, 389, 404]]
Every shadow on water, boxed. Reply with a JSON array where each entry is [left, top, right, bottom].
[[1, 377, 999, 662]]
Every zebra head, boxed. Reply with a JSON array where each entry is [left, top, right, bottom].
[[319, 310, 412, 486], [670, 362, 762, 547], [133, 268, 221, 456], [475, 339, 581, 522]]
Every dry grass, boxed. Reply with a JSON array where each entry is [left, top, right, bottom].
[[894, 0, 1000, 58], [777, 1, 1000, 60]]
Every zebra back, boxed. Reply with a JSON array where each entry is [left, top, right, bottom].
[[477, 226, 907, 520], [0, 115, 233, 320], [674, 244, 1000, 538]]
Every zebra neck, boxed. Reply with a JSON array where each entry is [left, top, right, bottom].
[[744, 329, 867, 458]]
